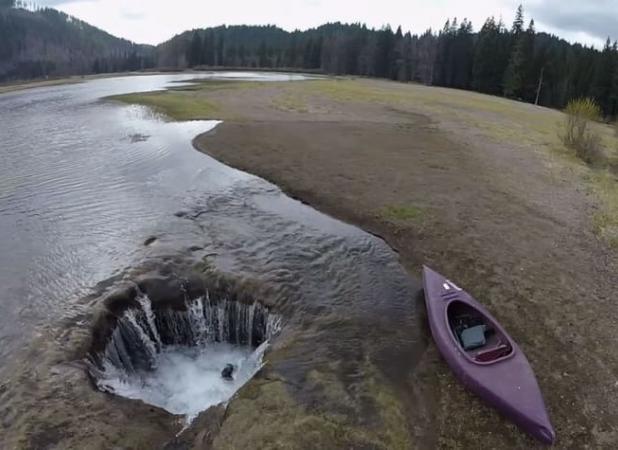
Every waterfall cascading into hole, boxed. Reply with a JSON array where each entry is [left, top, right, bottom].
[[88, 289, 281, 421]]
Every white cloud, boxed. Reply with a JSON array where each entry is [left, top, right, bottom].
[[528, 0, 618, 48]]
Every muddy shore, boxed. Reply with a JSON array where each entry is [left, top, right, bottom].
[[188, 78, 618, 448]]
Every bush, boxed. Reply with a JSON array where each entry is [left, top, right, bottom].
[[577, 132, 604, 165], [561, 98, 604, 165]]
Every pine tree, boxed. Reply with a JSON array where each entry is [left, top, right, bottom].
[[257, 41, 268, 67], [433, 18, 456, 86], [187, 31, 201, 67], [284, 33, 296, 67], [303, 37, 313, 68], [472, 18, 504, 94], [374, 25, 394, 78], [392, 25, 404, 80], [610, 46, 618, 118], [312, 36, 323, 69], [199, 33, 208, 65], [504, 17, 535, 99], [591, 38, 617, 116], [238, 44, 246, 66], [216, 34, 224, 66], [452, 19, 474, 89], [204, 31, 215, 65], [415, 29, 437, 84], [511, 4, 524, 35], [400, 31, 413, 81]]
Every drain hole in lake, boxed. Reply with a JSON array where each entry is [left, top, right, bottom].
[[87, 287, 281, 421]]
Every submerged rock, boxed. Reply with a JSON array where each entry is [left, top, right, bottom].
[[143, 236, 158, 246], [221, 364, 235, 380]]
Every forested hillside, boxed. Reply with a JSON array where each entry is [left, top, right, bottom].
[[159, 6, 618, 117], [0, 1, 154, 82], [2, 1, 616, 117]]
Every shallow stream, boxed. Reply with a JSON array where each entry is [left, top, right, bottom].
[[0, 73, 424, 444]]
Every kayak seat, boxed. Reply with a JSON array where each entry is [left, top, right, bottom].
[[475, 343, 512, 362], [460, 325, 486, 351]]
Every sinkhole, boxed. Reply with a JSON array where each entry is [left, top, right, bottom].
[[87, 274, 281, 421]]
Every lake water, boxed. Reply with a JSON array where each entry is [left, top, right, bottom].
[[0, 73, 423, 438]]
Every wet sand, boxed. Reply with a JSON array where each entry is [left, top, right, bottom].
[[192, 78, 618, 448]]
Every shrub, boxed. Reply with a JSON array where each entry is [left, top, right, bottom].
[[609, 120, 618, 176], [561, 98, 604, 166], [577, 132, 604, 165]]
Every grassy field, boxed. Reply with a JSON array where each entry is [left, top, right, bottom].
[[107, 91, 220, 121], [107, 80, 262, 121]]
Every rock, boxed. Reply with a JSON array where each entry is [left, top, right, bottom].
[[221, 364, 235, 380], [144, 236, 158, 246]]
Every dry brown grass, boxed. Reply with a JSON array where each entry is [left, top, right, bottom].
[[306, 79, 618, 247]]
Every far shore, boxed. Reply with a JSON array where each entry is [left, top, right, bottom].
[[0, 70, 174, 94], [0, 67, 324, 95], [0, 72, 129, 94]]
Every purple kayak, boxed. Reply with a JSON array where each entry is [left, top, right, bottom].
[[422, 265, 555, 445]]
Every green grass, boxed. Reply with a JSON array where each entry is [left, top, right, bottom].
[[308, 79, 393, 103], [306, 79, 610, 148], [380, 205, 425, 223], [105, 79, 269, 121], [107, 91, 219, 120], [169, 79, 261, 92]]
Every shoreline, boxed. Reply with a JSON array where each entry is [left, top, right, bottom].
[[0, 68, 320, 95], [80, 77, 618, 447], [0, 70, 173, 94]]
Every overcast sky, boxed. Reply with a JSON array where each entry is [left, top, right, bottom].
[[37, 0, 616, 48]]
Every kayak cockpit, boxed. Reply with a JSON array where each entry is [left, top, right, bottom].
[[447, 300, 514, 364]]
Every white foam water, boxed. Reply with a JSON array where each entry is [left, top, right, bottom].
[[102, 341, 269, 421], [91, 293, 280, 421]]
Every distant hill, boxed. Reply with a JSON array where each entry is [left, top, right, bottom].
[[0, 3, 154, 82]]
